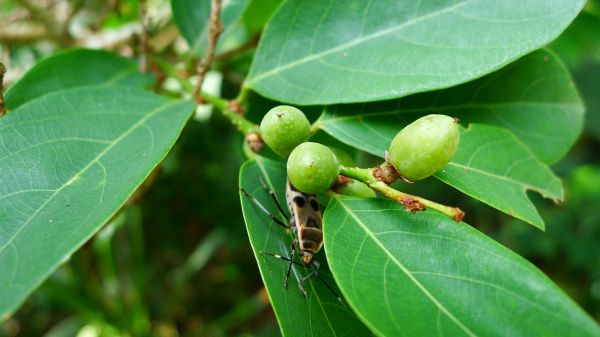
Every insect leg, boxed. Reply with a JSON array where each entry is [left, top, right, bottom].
[[298, 262, 344, 304], [259, 176, 289, 220], [241, 188, 289, 229], [284, 240, 297, 289]]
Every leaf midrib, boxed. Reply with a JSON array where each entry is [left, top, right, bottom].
[[0, 99, 179, 255], [249, 0, 474, 84], [336, 198, 478, 337]]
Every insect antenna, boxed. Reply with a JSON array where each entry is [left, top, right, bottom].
[[241, 188, 289, 229], [260, 251, 345, 305]]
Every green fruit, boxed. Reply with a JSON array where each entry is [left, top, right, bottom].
[[287, 142, 340, 194], [338, 180, 376, 198], [260, 105, 310, 157], [388, 114, 459, 180]]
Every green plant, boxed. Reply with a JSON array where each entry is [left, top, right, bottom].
[[260, 105, 310, 157], [286, 142, 340, 194], [388, 114, 460, 180], [1, 0, 599, 336]]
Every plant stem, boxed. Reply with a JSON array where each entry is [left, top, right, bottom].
[[192, 0, 224, 102], [202, 92, 259, 135], [152, 57, 260, 136], [339, 165, 465, 221], [138, 0, 149, 73], [0, 62, 6, 116]]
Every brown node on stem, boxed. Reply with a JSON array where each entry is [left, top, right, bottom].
[[228, 100, 245, 115], [373, 163, 400, 185], [398, 196, 425, 214], [245, 132, 263, 153]]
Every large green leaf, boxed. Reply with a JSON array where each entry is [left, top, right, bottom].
[[4, 49, 148, 110], [247, 0, 584, 104], [323, 196, 600, 337], [0, 87, 194, 318], [316, 50, 582, 164], [239, 157, 372, 337], [436, 124, 562, 229]]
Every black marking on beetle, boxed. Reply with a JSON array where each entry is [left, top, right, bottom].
[[293, 196, 306, 207], [309, 199, 319, 212]]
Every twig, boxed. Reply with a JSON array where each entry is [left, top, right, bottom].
[[339, 165, 465, 221], [152, 55, 262, 151], [192, 0, 224, 103], [138, 0, 149, 73], [0, 62, 6, 116]]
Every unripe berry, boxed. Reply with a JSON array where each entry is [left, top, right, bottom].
[[287, 142, 340, 194], [388, 114, 459, 180], [260, 105, 310, 157]]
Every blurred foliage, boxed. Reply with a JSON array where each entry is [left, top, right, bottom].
[[0, 0, 599, 336]]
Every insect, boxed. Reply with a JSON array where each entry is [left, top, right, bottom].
[[242, 176, 341, 301]]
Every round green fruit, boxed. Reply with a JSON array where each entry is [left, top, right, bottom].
[[287, 142, 340, 194], [388, 114, 459, 180], [338, 180, 376, 198], [260, 105, 310, 157]]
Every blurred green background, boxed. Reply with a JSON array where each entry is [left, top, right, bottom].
[[1, 0, 599, 336]]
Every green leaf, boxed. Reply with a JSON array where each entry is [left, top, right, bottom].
[[171, 0, 211, 51], [0, 87, 194, 318], [323, 196, 600, 337], [239, 157, 373, 337], [247, 0, 584, 105], [4, 49, 148, 110], [550, 11, 600, 67], [317, 50, 582, 164], [436, 124, 562, 229]]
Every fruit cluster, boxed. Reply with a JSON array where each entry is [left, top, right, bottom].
[[260, 105, 460, 194]]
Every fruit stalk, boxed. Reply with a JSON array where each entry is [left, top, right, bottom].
[[339, 165, 465, 221]]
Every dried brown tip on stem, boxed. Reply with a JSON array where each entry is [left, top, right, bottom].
[[245, 132, 263, 153], [452, 116, 460, 124], [452, 208, 466, 222], [399, 196, 425, 214]]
